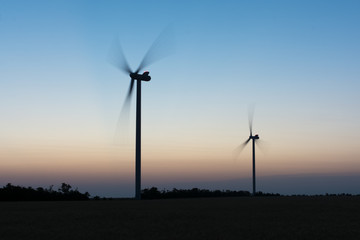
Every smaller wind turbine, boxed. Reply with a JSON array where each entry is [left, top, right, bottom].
[[234, 106, 261, 196]]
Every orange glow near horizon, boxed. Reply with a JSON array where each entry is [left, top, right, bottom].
[[1, 136, 359, 189]]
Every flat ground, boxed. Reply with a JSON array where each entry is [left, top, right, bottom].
[[0, 196, 360, 240]]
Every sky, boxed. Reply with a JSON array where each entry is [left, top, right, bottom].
[[0, 0, 360, 197]]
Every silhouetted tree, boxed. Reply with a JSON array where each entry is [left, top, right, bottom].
[[59, 183, 72, 194], [0, 183, 90, 201]]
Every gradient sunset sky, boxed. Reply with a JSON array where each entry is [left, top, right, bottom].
[[1, 0, 360, 197]]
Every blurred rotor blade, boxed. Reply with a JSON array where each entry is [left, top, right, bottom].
[[120, 79, 135, 117], [135, 26, 175, 73], [233, 138, 251, 159], [126, 79, 135, 103], [114, 79, 135, 144], [255, 139, 269, 154], [248, 104, 255, 136], [109, 37, 132, 74]]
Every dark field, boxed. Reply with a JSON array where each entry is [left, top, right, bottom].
[[1, 196, 360, 239]]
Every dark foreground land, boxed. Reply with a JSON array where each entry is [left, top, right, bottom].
[[1, 196, 360, 240]]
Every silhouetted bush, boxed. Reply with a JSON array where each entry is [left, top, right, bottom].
[[142, 187, 163, 199], [0, 183, 90, 201], [255, 191, 281, 197], [141, 187, 253, 199], [93, 196, 101, 200]]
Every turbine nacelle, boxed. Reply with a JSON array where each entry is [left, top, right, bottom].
[[250, 134, 259, 140], [130, 71, 151, 81]]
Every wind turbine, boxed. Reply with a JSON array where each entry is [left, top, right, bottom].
[[234, 106, 261, 196], [110, 29, 173, 200]]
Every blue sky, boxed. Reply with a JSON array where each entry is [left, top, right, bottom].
[[0, 0, 360, 197]]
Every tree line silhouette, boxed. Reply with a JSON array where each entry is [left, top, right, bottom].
[[3, 184, 355, 201], [141, 187, 281, 199], [0, 183, 90, 201]]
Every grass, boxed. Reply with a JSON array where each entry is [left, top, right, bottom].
[[0, 196, 360, 239]]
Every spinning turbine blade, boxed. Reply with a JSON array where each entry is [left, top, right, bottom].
[[125, 79, 135, 103], [115, 79, 135, 144], [248, 104, 255, 136], [120, 79, 135, 121], [135, 26, 174, 73], [255, 139, 268, 154], [233, 138, 251, 158], [109, 38, 132, 74]]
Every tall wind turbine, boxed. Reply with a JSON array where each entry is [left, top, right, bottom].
[[110, 29, 173, 200], [234, 106, 261, 196]]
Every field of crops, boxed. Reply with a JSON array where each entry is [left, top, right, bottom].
[[1, 196, 359, 239]]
